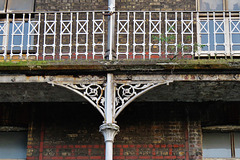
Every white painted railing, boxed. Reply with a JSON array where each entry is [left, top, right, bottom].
[[0, 11, 240, 60]]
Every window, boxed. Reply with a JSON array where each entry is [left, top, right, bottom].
[[203, 132, 240, 158], [0, 131, 28, 159], [198, 0, 240, 11], [0, 0, 7, 13], [197, 0, 240, 56], [0, 0, 35, 57], [0, 0, 35, 12]]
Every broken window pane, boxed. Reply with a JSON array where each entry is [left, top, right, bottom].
[[7, 0, 35, 12], [200, 0, 223, 11], [0, 0, 6, 12], [228, 0, 240, 10]]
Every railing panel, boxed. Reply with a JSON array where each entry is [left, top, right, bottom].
[[92, 12, 105, 59], [27, 13, 41, 60], [0, 14, 8, 59], [60, 12, 73, 59], [149, 12, 162, 58], [43, 13, 57, 60], [76, 12, 89, 59], [116, 12, 129, 59], [0, 11, 239, 60]]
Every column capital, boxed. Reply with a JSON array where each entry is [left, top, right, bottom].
[[99, 123, 120, 143]]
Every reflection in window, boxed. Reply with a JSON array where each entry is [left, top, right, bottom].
[[200, 0, 223, 11], [7, 0, 35, 12], [228, 0, 240, 10]]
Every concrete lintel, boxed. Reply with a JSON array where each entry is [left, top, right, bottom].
[[0, 75, 105, 84], [0, 74, 240, 84], [115, 74, 240, 83]]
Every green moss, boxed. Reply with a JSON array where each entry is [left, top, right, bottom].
[[0, 59, 240, 71]]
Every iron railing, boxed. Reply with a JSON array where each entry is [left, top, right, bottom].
[[0, 11, 240, 60]]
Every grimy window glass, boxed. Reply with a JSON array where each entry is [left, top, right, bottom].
[[200, 0, 223, 11], [7, 0, 34, 12], [203, 133, 231, 158], [0, 0, 6, 12]]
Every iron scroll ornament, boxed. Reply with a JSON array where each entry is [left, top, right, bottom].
[[50, 83, 106, 118], [114, 82, 172, 119]]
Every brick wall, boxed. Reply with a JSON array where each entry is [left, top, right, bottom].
[[25, 102, 202, 160], [32, 0, 197, 61], [35, 0, 196, 11]]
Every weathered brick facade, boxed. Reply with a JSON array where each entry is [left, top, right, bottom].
[[21, 102, 203, 160], [2, 101, 240, 159], [32, 0, 197, 60], [35, 0, 196, 11], [1, 1, 239, 160]]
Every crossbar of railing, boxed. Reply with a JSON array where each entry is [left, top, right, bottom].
[[0, 11, 239, 60]]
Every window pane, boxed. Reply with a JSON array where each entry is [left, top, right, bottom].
[[200, 0, 223, 11], [0, 0, 6, 12], [8, 22, 31, 51], [228, 0, 240, 10], [200, 20, 225, 51], [203, 133, 231, 158], [0, 22, 6, 51], [230, 20, 240, 51], [7, 0, 34, 12], [235, 133, 240, 157], [0, 132, 27, 159]]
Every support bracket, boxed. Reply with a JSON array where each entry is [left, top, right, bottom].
[[50, 82, 106, 118], [50, 78, 172, 121]]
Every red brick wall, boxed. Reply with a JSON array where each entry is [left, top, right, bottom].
[[26, 102, 202, 160]]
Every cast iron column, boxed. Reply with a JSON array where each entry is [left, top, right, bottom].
[[99, 73, 119, 160], [106, 0, 116, 60]]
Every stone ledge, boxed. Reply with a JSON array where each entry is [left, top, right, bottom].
[[0, 60, 239, 73]]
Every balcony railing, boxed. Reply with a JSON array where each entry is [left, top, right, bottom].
[[0, 11, 240, 60]]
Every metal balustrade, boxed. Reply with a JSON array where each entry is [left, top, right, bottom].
[[0, 11, 240, 60]]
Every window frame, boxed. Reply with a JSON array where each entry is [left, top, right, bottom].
[[196, 0, 240, 11], [0, 0, 36, 58], [7, 0, 35, 13], [0, 15, 35, 54], [196, 0, 240, 57], [203, 131, 240, 158], [196, 14, 232, 57]]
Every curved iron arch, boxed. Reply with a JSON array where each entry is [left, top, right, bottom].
[[114, 80, 173, 119], [49, 82, 106, 119]]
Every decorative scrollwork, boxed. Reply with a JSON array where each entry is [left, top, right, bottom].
[[115, 83, 160, 118], [51, 83, 106, 118], [50, 79, 172, 121]]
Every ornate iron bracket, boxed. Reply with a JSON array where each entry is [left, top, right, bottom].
[[50, 82, 106, 118], [49, 79, 173, 121], [114, 81, 173, 119]]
